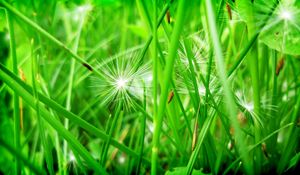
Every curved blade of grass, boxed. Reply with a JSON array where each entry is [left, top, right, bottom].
[[205, 0, 253, 174], [151, 0, 187, 174], [0, 65, 107, 174], [136, 84, 147, 174], [6, 9, 21, 175], [0, 138, 47, 175], [0, 63, 149, 164]]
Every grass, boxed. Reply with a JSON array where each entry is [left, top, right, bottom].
[[0, 0, 300, 174], [6, 10, 21, 175]]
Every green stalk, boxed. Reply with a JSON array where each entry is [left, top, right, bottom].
[[269, 50, 278, 154], [135, 0, 173, 70], [136, 84, 147, 175], [31, 39, 54, 175], [185, 105, 217, 174], [227, 33, 259, 78], [247, 4, 261, 173], [152, 0, 158, 142], [204, 0, 253, 174], [100, 101, 123, 166], [151, 0, 186, 174], [184, 39, 200, 107], [6, 10, 21, 175], [157, 43, 192, 136], [63, 12, 85, 174]]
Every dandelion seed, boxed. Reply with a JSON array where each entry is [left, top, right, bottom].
[[116, 77, 127, 90], [279, 9, 293, 21], [235, 90, 264, 127], [91, 51, 151, 110]]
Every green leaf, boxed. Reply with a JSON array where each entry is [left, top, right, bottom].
[[236, 0, 300, 55], [259, 2, 300, 55]]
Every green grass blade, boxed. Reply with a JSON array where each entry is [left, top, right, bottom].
[[0, 64, 107, 174], [6, 9, 21, 175], [224, 122, 294, 174], [30, 39, 55, 175], [100, 101, 123, 166], [0, 0, 102, 77], [0, 63, 148, 164], [151, 0, 187, 174], [204, 0, 253, 174]]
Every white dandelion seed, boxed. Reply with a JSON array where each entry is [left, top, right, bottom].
[[91, 51, 151, 110], [279, 9, 293, 20], [116, 77, 128, 90]]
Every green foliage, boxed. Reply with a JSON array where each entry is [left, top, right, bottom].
[[0, 0, 300, 174]]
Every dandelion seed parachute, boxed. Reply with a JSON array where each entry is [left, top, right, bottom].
[[90, 51, 151, 110]]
